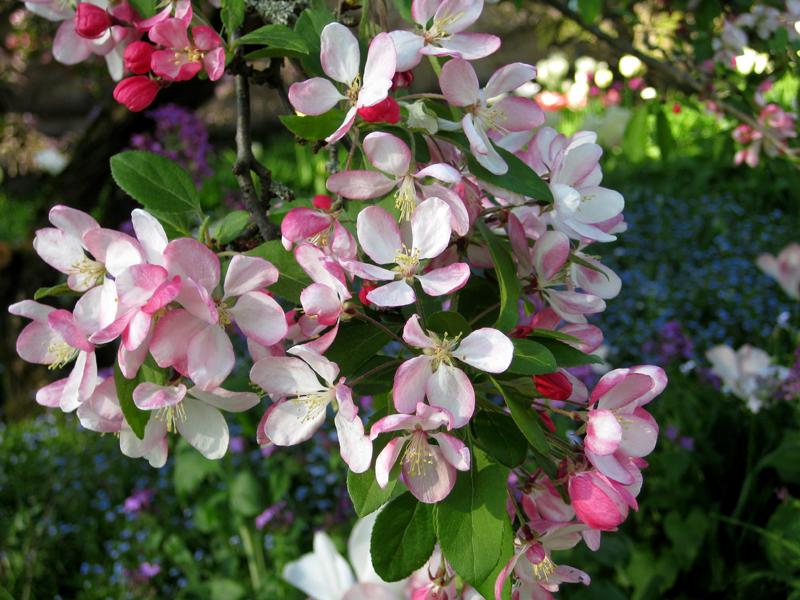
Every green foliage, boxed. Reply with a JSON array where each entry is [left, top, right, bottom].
[[371, 493, 436, 581], [247, 240, 311, 303], [325, 320, 396, 375], [467, 147, 553, 202], [211, 210, 251, 245], [535, 338, 603, 367], [426, 310, 471, 338], [280, 110, 346, 141], [477, 220, 521, 332], [128, 0, 155, 18], [293, 6, 335, 76], [508, 338, 558, 375], [471, 410, 528, 468], [221, 0, 245, 37], [239, 24, 310, 59], [33, 282, 79, 301], [114, 361, 150, 439], [489, 376, 551, 461], [577, 0, 602, 23], [622, 106, 650, 163]]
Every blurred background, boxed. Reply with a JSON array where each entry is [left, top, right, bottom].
[[1, 0, 800, 598]]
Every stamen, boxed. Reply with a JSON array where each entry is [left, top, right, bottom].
[[347, 73, 362, 104], [47, 341, 78, 370], [293, 390, 332, 422], [66, 257, 105, 286], [155, 402, 187, 433], [422, 330, 461, 370], [393, 244, 421, 278], [403, 431, 434, 476], [531, 555, 556, 581], [394, 177, 418, 221]]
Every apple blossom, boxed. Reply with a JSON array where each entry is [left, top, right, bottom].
[[706, 344, 786, 412], [149, 19, 225, 82], [757, 242, 800, 300]]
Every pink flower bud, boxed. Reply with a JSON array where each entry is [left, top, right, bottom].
[[311, 194, 333, 210], [124, 41, 155, 75], [357, 97, 400, 124], [113, 76, 159, 112], [534, 372, 573, 401], [75, 3, 111, 39], [568, 471, 631, 531], [391, 70, 414, 91]]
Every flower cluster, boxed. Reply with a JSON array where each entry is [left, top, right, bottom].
[[11, 0, 671, 597], [732, 94, 798, 168]]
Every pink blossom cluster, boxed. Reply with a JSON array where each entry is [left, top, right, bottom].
[[11, 0, 671, 596], [733, 89, 797, 167]]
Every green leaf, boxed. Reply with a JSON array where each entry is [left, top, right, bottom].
[[349, 356, 398, 395], [247, 240, 311, 303], [173, 441, 222, 496], [472, 410, 527, 468], [229, 471, 264, 517], [238, 24, 309, 57], [211, 210, 251, 245], [426, 311, 471, 338], [294, 7, 335, 76], [577, 0, 602, 22], [33, 282, 79, 301], [371, 493, 436, 581], [209, 578, 247, 600], [393, 0, 413, 20], [489, 375, 549, 458], [762, 432, 800, 484], [280, 110, 346, 141], [656, 108, 677, 161], [527, 327, 581, 344], [113, 362, 149, 440], [347, 459, 400, 517], [623, 106, 650, 163], [436, 447, 510, 585], [537, 338, 604, 368], [508, 338, 557, 375], [467, 146, 552, 202], [110, 151, 200, 233], [128, 0, 155, 19], [325, 320, 395, 375], [477, 220, 521, 332], [473, 509, 515, 600], [221, 0, 245, 35]]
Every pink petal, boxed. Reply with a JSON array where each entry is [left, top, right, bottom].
[[187, 325, 234, 390], [150, 309, 202, 368], [301, 283, 342, 326], [334, 411, 373, 473], [326, 170, 396, 200], [403, 439, 457, 503], [320, 22, 360, 84], [33, 228, 90, 278], [124, 310, 153, 350], [573, 187, 625, 225], [346, 260, 396, 281], [410, 197, 452, 259], [591, 372, 655, 411], [115, 264, 169, 310], [388, 30, 424, 71], [133, 381, 187, 410], [492, 96, 544, 131], [426, 364, 474, 428], [191, 24, 221, 51], [465, 118, 508, 174], [436, 32, 500, 60], [573, 256, 621, 299], [433, 0, 484, 33], [229, 290, 288, 347], [375, 436, 407, 488], [8, 299, 55, 322], [82, 229, 144, 276], [36, 378, 69, 408], [618, 408, 659, 457], [414, 163, 461, 183], [48, 309, 92, 352], [439, 58, 479, 106], [485, 62, 537, 98], [288, 77, 345, 116], [356, 206, 402, 264], [325, 105, 358, 144], [585, 409, 622, 456], [393, 355, 434, 414], [131, 209, 167, 265], [53, 20, 92, 65], [174, 279, 218, 324], [148, 17, 190, 48], [560, 323, 604, 354], [431, 432, 470, 470], [547, 290, 605, 323], [281, 208, 333, 248], [189, 387, 260, 412], [16, 321, 63, 365], [402, 314, 435, 349], [533, 230, 570, 282], [411, 0, 439, 25], [118, 328, 152, 378], [249, 356, 325, 397], [164, 237, 220, 292], [177, 397, 229, 459], [263, 397, 327, 445], [224, 255, 279, 298], [585, 452, 635, 486], [49, 205, 99, 240], [453, 328, 514, 373], [203, 46, 225, 81], [366, 279, 415, 307], [142, 276, 182, 314], [363, 132, 411, 176], [416, 263, 470, 296], [358, 32, 396, 108]]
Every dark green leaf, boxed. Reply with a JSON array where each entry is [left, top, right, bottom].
[[508, 338, 557, 375], [371, 493, 436, 581], [436, 447, 510, 585], [128, 0, 155, 19], [33, 282, 79, 301], [527, 328, 581, 344], [326, 320, 395, 375], [473, 508, 515, 600], [623, 106, 650, 163], [221, 0, 245, 35], [467, 147, 552, 202], [426, 311, 471, 338], [349, 356, 398, 395], [490, 376, 549, 457], [477, 220, 521, 332], [294, 7, 335, 76], [238, 24, 309, 56], [537, 338, 604, 367], [211, 210, 251, 245], [209, 579, 247, 600], [656, 108, 677, 161], [393, 0, 412, 20], [762, 432, 800, 484], [280, 110, 346, 141], [348, 426, 402, 516], [229, 471, 264, 517], [577, 0, 602, 23], [472, 410, 527, 468], [113, 362, 149, 440], [247, 240, 311, 303]]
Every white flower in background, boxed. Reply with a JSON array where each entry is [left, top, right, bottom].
[[757, 243, 800, 300], [706, 344, 788, 412], [283, 512, 405, 600], [618, 54, 644, 78]]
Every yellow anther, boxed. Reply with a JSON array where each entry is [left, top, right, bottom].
[[393, 245, 421, 278], [394, 177, 418, 222], [403, 431, 434, 476], [47, 341, 78, 370], [293, 390, 332, 422], [532, 555, 556, 581], [155, 402, 187, 433]]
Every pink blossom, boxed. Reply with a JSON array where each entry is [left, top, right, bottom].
[[347, 198, 470, 307], [370, 402, 470, 503], [114, 76, 160, 112], [250, 345, 372, 472], [75, 2, 111, 39], [439, 59, 544, 174], [288, 23, 396, 143], [392, 314, 513, 427], [149, 18, 225, 82], [568, 470, 636, 531], [389, 0, 500, 71], [123, 41, 156, 74], [757, 242, 800, 299], [135, 0, 191, 31]]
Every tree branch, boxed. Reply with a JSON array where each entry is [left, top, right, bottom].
[[539, 0, 798, 164]]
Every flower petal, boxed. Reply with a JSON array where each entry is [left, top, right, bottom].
[[403, 441, 457, 503], [533, 230, 570, 282], [363, 132, 411, 176], [426, 364, 474, 428], [411, 197, 452, 259], [250, 356, 324, 397], [288, 77, 345, 115], [393, 355, 434, 414], [177, 396, 229, 459], [439, 58, 479, 106], [358, 32, 396, 108], [229, 290, 288, 347], [335, 412, 373, 473], [320, 22, 360, 84], [453, 328, 514, 373], [263, 397, 328, 446], [402, 313, 435, 349], [326, 170, 396, 200], [431, 432, 470, 470], [416, 263, 470, 296], [485, 62, 537, 98], [223, 255, 279, 298], [366, 279, 416, 307], [375, 436, 407, 488], [133, 382, 187, 410], [187, 325, 234, 390], [357, 206, 402, 264]]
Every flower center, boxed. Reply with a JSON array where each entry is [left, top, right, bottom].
[[531, 555, 556, 581], [477, 105, 508, 134], [423, 13, 461, 44], [67, 257, 105, 286], [394, 176, 418, 221], [423, 331, 461, 370], [155, 402, 187, 433], [346, 74, 362, 104], [47, 341, 78, 370], [183, 47, 204, 63], [394, 245, 421, 278], [403, 430, 434, 476], [293, 389, 333, 422]]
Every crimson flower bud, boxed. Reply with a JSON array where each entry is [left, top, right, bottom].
[[124, 41, 155, 75], [391, 70, 414, 91], [533, 372, 573, 401], [357, 97, 400, 124], [358, 282, 377, 307], [75, 3, 111, 39], [311, 194, 333, 211], [113, 76, 159, 112]]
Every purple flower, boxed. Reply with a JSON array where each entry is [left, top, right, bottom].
[[679, 436, 695, 451], [229, 436, 246, 454], [255, 501, 286, 530], [123, 488, 154, 514]]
